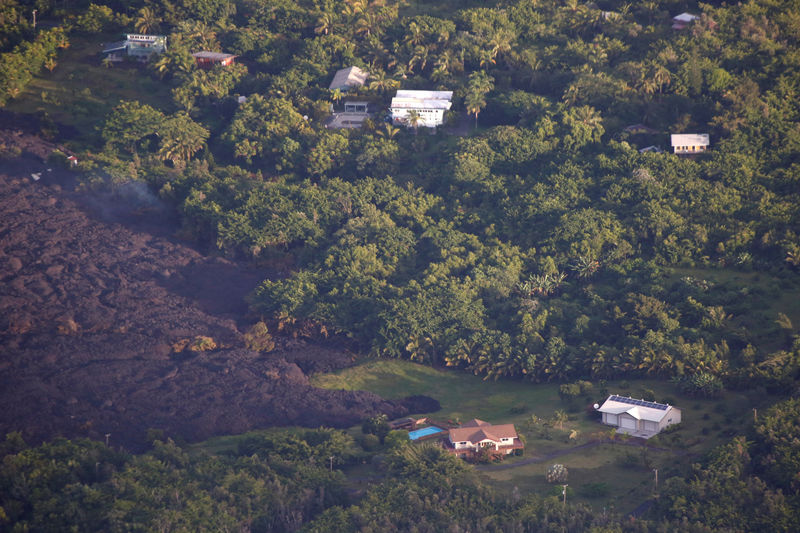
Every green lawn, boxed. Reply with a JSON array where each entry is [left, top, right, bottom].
[[311, 358, 762, 446], [311, 357, 779, 511], [5, 35, 173, 145], [479, 443, 674, 511]]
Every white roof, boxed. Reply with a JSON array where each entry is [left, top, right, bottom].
[[671, 133, 709, 146], [395, 90, 452, 100], [192, 52, 236, 61], [391, 90, 453, 111], [329, 66, 368, 91], [598, 395, 676, 423], [673, 12, 699, 23]]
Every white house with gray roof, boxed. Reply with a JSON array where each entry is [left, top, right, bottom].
[[390, 90, 453, 127], [671, 133, 709, 154], [597, 395, 681, 438]]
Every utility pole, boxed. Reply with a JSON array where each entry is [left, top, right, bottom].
[[753, 408, 757, 423], [104, 433, 111, 447], [653, 468, 658, 493], [32, 9, 37, 30], [329, 456, 334, 472], [562, 484, 568, 506]]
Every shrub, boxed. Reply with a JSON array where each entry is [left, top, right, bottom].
[[244, 321, 275, 352], [579, 482, 610, 498], [509, 404, 527, 414], [673, 372, 724, 397], [559, 383, 581, 400], [577, 380, 593, 395], [188, 336, 217, 352]]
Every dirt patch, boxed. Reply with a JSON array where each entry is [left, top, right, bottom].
[[0, 150, 414, 451]]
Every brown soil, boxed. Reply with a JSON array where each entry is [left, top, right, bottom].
[[0, 139, 424, 451]]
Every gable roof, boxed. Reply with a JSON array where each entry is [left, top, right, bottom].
[[329, 66, 368, 91], [673, 12, 699, 23], [449, 423, 518, 444], [598, 395, 677, 423], [671, 133, 710, 146], [460, 418, 491, 428]]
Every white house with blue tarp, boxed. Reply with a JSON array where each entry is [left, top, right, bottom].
[[103, 34, 167, 61], [596, 395, 681, 438]]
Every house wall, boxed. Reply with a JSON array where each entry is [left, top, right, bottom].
[[390, 107, 445, 127], [673, 144, 708, 154], [618, 414, 637, 430], [658, 407, 681, 430]]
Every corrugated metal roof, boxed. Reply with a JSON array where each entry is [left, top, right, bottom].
[[329, 66, 368, 90], [671, 133, 710, 146], [598, 395, 678, 422], [192, 52, 236, 61], [102, 41, 128, 53], [673, 12, 699, 23], [395, 90, 453, 100]]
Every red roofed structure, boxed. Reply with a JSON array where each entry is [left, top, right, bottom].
[[443, 419, 523, 459]]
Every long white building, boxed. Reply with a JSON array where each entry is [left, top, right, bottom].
[[390, 90, 453, 127]]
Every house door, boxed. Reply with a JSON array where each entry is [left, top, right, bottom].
[[620, 416, 636, 430]]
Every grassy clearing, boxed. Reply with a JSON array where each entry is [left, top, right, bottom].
[[5, 35, 173, 145], [312, 358, 778, 511], [310, 358, 770, 458], [480, 443, 675, 510]]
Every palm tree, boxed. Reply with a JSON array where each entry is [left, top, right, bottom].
[[570, 255, 600, 278], [404, 21, 424, 47], [367, 70, 400, 94], [489, 29, 514, 62], [376, 123, 399, 138], [406, 109, 422, 132], [652, 64, 671, 93], [176, 20, 218, 51], [355, 12, 377, 38], [478, 49, 496, 69], [157, 113, 209, 165], [330, 88, 343, 107], [314, 13, 334, 35], [465, 71, 494, 128], [135, 6, 161, 34], [408, 45, 429, 73], [465, 90, 486, 128]]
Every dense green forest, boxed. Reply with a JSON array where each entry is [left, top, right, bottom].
[[8, 0, 796, 388], [2, 0, 799, 530]]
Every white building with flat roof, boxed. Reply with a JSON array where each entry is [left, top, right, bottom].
[[671, 133, 710, 154], [390, 90, 453, 127]]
